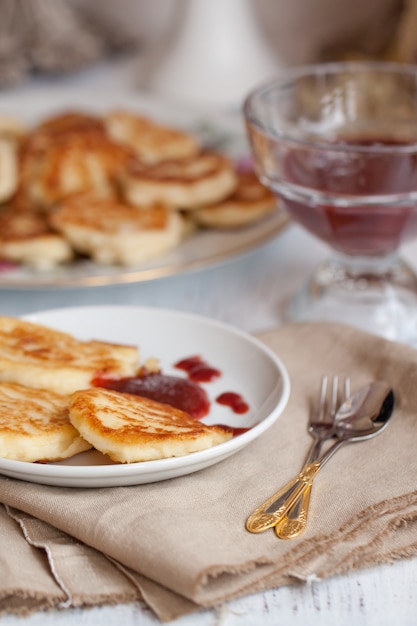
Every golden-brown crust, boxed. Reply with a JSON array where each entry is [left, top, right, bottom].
[[0, 205, 73, 268], [35, 111, 107, 138], [18, 134, 132, 209], [50, 195, 173, 232], [69, 387, 233, 462], [0, 382, 91, 462], [0, 316, 139, 394], [49, 194, 187, 266], [121, 152, 238, 209], [16, 110, 134, 210], [0, 204, 58, 240], [104, 109, 200, 164]]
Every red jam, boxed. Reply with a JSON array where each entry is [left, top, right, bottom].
[[216, 391, 249, 414], [95, 372, 210, 420], [174, 355, 221, 383]]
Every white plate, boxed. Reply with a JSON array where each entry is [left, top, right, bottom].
[[0, 89, 288, 289], [0, 305, 290, 487]]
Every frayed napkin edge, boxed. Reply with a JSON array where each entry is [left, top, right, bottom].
[[5, 504, 72, 609]]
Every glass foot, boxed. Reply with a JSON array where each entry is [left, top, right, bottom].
[[286, 253, 417, 345]]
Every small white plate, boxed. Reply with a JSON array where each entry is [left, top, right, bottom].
[[0, 306, 290, 487]]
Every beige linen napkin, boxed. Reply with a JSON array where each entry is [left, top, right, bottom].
[[2, 320, 417, 622]]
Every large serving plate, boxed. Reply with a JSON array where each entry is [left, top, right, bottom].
[[0, 89, 288, 288], [0, 305, 290, 487]]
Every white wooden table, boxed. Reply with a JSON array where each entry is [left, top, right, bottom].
[[1, 56, 417, 626]]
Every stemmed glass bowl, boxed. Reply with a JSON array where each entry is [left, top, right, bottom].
[[244, 61, 417, 343]]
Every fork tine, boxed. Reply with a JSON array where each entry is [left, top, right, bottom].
[[316, 375, 338, 424], [329, 375, 352, 419], [344, 376, 351, 401], [329, 375, 339, 419], [318, 375, 328, 420]]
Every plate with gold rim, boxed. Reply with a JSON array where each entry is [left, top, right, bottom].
[[0, 89, 288, 289]]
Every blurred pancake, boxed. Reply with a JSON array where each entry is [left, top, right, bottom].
[[193, 171, 277, 228], [121, 152, 237, 209], [105, 109, 200, 164], [0, 205, 73, 269], [0, 138, 19, 203], [17, 111, 133, 209], [50, 194, 187, 266]]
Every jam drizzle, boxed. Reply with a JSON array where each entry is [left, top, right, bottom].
[[216, 391, 249, 414], [174, 355, 221, 383]]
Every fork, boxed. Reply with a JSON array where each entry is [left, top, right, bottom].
[[245, 375, 350, 534], [274, 375, 350, 539]]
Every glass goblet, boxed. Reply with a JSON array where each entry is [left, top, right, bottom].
[[244, 61, 417, 344]]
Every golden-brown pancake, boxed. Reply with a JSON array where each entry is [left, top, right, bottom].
[[19, 134, 132, 209], [0, 205, 73, 269], [105, 109, 200, 164], [192, 170, 277, 228], [0, 382, 91, 462], [120, 152, 238, 209], [0, 138, 19, 203], [69, 387, 233, 463], [49, 194, 187, 266], [0, 116, 26, 203], [34, 110, 106, 139], [17, 111, 133, 209], [0, 316, 139, 394]]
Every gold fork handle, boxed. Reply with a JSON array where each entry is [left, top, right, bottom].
[[275, 438, 347, 539], [274, 483, 312, 539], [245, 463, 319, 533]]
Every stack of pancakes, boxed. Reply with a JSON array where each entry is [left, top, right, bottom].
[[0, 315, 232, 464], [0, 109, 277, 270]]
